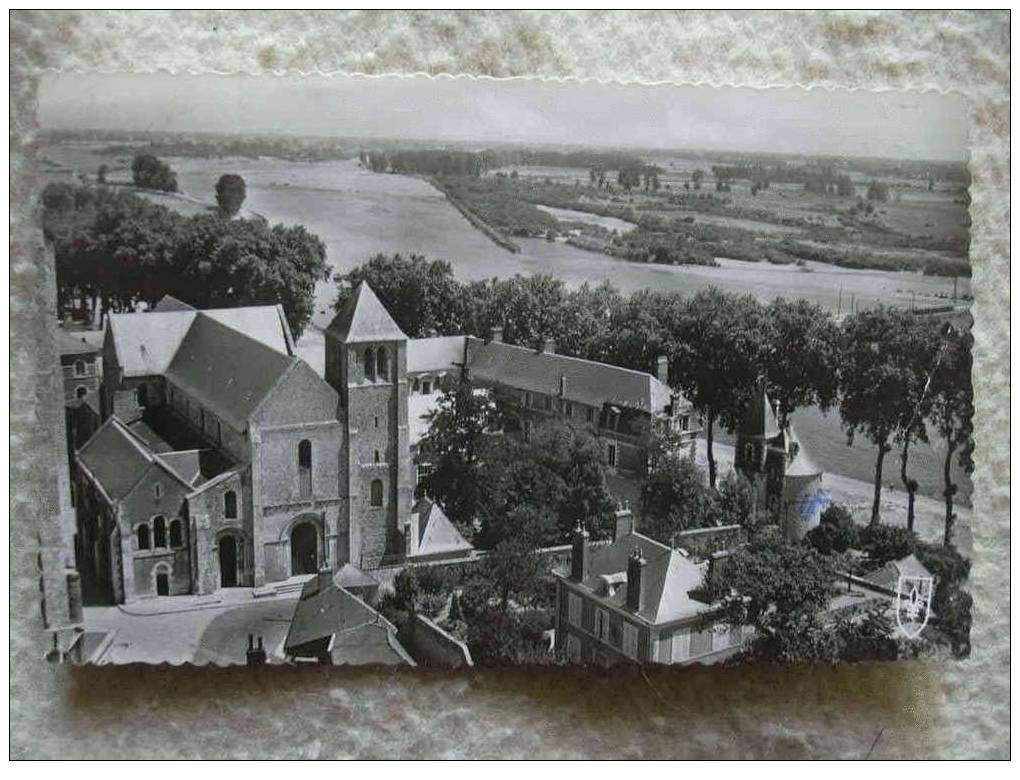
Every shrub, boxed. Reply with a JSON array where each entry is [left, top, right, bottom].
[[857, 524, 917, 566], [804, 521, 858, 555]]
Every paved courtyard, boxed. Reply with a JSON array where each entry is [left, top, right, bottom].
[[84, 589, 300, 665]]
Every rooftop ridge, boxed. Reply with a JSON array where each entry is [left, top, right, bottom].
[[464, 334, 667, 384]]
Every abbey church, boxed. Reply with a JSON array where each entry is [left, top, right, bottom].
[[73, 283, 694, 603]]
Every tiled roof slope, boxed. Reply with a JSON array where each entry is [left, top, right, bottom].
[[58, 329, 102, 357], [107, 305, 293, 378], [584, 531, 709, 625], [152, 295, 197, 312], [165, 314, 297, 431], [739, 381, 781, 439], [465, 337, 673, 415], [325, 282, 407, 344], [412, 498, 473, 558], [76, 417, 155, 500], [107, 311, 198, 377], [285, 578, 413, 666], [407, 335, 467, 374]]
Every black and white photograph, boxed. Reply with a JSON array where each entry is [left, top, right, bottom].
[[31, 72, 979, 671]]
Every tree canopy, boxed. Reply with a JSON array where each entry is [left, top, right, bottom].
[[42, 182, 328, 338], [131, 153, 178, 192], [215, 173, 247, 217]]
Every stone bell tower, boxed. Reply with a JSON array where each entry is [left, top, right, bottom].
[[324, 281, 412, 569]]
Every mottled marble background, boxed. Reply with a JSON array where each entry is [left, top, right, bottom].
[[9, 10, 1010, 759]]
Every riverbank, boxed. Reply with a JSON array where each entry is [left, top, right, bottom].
[[424, 175, 521, 253], [424, 171, 971, 278]]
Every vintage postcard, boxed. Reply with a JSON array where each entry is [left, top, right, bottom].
[[34, 73, 974, 669]]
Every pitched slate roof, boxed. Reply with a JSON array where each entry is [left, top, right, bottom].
[[107, 306, 293, 378], [164, 314, 297, 431], [739, 381, 781, 439], [861, 554, 933, 593], [57, 328, 102, 357], [77, 416, 197, 503], [77, 417, 155, 500], [464, 337, 674, 415], [107, 311, 197, 377], [411, 498, 473, 558], [407, 335, 467, 374], [581, 531, 709, 625], [325, 281, 407, 344], [152, 295, 196, 312], [284, 578, 413, 666]]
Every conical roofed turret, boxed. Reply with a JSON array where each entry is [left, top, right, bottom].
[[326, 281, 407, 344], [738, 378, 781, 439]]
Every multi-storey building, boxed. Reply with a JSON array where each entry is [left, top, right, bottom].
[[73, 282, 695, 603], [405, 329, 697, 487], [553, 525, 750, 665]]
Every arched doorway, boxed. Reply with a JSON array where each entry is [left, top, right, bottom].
[[290, 522, 318, 575], [218, 535, 239, 588], [156, 572, 170, 596]]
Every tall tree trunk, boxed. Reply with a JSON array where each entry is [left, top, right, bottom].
[[900, 436, 917, 532], [870, 440, 889, 526], [943, 437, 958, 547], [705, 411, 717, 490]]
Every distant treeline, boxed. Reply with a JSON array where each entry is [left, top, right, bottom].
[[359, 147, 653, 177], [99, 137, 353, 162]]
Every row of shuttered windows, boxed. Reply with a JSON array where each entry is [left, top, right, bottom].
[[565, 591, 746, 664], [565, 592, 640, 661]]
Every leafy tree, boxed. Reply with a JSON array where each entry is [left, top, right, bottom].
[[712, 470, 756, 528], [215, 173, 247, 217], [476, 422, 616, 547], [334, 253, 466, 337], [461, 274, 572, 350], [890, 320, 942, 531], [418, 373, 501, 534], [712, 533, 840, 663], [838, 307, 925, 525], [41, 183, 327, 338], [928, 324, 974, 547], [803, 521, 858, 556], [667, 288, 767, 488], [856, 524, 916, 566], [638, 428, 715, 544], [131, 153, 178, 192], [762, 298, 840, 430]]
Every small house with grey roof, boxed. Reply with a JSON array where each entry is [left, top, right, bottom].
[[554, 526, 750, 665]]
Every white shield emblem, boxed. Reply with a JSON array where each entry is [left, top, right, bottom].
[[896, 575, 934, 639]]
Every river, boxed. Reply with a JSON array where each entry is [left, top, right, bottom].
[[115, 155, 973, 505]]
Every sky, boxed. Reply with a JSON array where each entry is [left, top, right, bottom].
[[38, 73, 969, 161]]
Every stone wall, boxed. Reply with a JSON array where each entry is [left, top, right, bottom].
[[404, 613, 473, 667]]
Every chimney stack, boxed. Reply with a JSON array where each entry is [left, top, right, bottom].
[[570, 523, 590, 582], [542, 337, 556, 354], [707, 551, 730, 591], [656, 355, 669, 385], [614, 507, 634, 541], [626, 547, 647, 612], [490, 326, 503, 344]]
